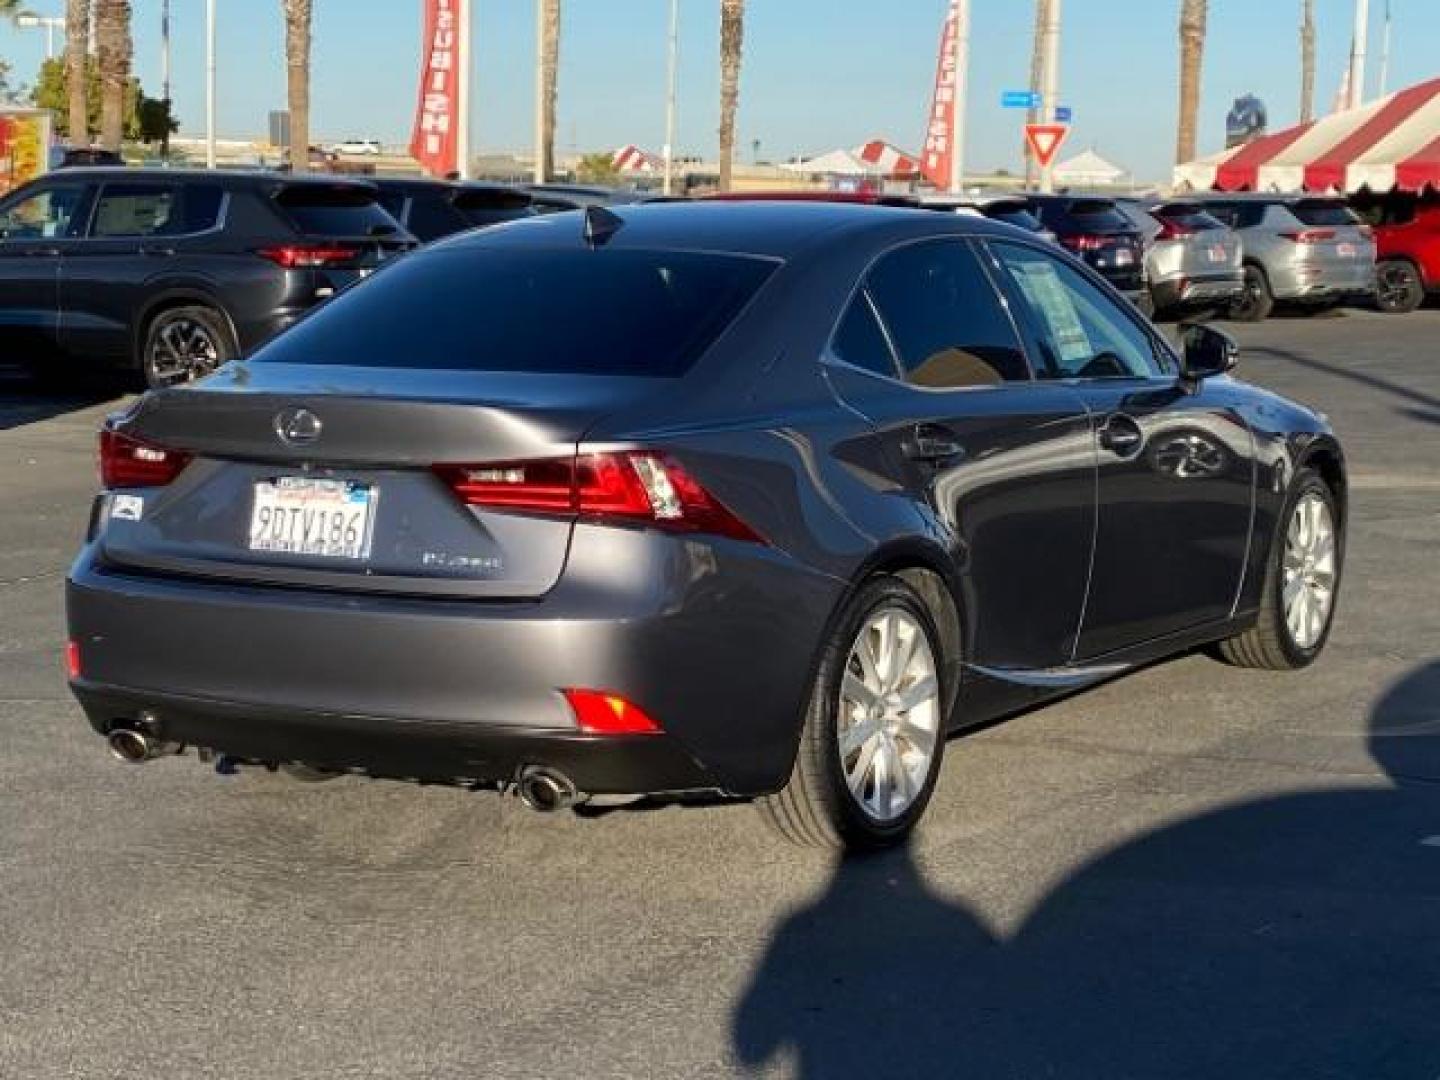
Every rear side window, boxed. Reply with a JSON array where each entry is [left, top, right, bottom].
[[1291, 200, 1361, 227], [1154, 204, 1227, 231], [275, 184, 399, 238], [406, 193, 472, 239], [91, 185, 179, 237], [1065, 199, 1132, 232], [830, 293, 897, 378], [866, 239, 1031, 388], [251, 248, 775, 378], [183, 186, 225, 232]]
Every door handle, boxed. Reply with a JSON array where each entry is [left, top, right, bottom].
[[25, 247, 61, 257], [901, 424, 967, 465], [1098, 414, 1145, 458]]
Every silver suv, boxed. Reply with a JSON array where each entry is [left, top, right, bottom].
[[1200, 196, 1376, 322], [1116, 199, 1244, 318]]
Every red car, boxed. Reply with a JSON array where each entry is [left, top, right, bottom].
[[1358, 193, 1440, 314]]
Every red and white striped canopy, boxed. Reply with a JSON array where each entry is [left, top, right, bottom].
[[854, 139, 920, 180], [1175, 76, 1440, 194], [612, 144, 662, 173]]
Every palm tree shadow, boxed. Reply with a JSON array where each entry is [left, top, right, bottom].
[[733, 660, 1440, 1079]]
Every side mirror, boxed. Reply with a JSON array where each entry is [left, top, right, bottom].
[[1177, 322, 1239, 387]]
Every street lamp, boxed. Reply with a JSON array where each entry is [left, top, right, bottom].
[[15, 13, 67, 60]]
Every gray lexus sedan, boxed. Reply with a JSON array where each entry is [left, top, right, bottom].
[[67, 202, 1346, 849]]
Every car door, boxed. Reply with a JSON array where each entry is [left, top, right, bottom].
[[58, 180, 200, 364], [825, 237, 1095, 671], [987, 239, 1255, 660], [0, 180, 91, 367]]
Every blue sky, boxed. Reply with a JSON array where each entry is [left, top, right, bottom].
[[1, 0, 1436, 180]]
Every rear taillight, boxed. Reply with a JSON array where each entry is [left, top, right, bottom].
[[255, 244, 360, 268], [434, 451, 763, 543], [1060, 234, 1107, 252], [562, 689, 662, 735], [65, 640, 82, 680], [99, 430, 192, 488], [1156, 219, 1200, 241], [1279, 229, 1337, 244]]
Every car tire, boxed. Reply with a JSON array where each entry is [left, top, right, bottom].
[[1375, 259, 1425, 314], [1228, 265, 1274, 322], [141, 305, 236, 390], [1215, 469, 1341, 671], [758, 575, 948, 850]]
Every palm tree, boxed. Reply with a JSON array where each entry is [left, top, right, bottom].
[[1300, 0, 1316, 123], [94, 0, 130, 152], [283, 0, 313, 171], [536, 0, 561, 182], [1176, 0, 1207, 164], [718, 0, 745, 192], [65, 0, 91, 146]]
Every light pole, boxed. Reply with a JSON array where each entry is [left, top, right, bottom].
[[663, 0, 679, 197], [1039, 0, 1062, 193], [1348, 0, 1370, 110], [1376, 0, 1392, 97], [206, 0, 217, 168], [15, 14, 66, 60]]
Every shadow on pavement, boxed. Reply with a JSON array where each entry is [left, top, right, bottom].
[[0, 370, 126, 432], [733, 660, 1440, 1079], [1249, 344, 1440, 423]]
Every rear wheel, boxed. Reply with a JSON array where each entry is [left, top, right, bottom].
[[1216, 470, 1340, 670], [1375, 259, 1425, 314], [141, 306, 235, 390], [759, 576, 947, 850], [1228, 265, 1274, 322]]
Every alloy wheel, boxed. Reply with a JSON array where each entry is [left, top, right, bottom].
[[1282, 491, 1337, 650], [1376, 263, 1422, 313], [836, 606, 941, 822], [148, 316, 223, 386]]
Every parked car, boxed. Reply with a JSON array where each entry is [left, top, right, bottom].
[[0, 168, 414, 388], [920, 194, 1058, 243], [329, 139, 383, 157], [1351, 190, 1440, 314], [67, 203, 1346, 850], [1199, 195, 1376, 322], [1020, 194, 1147, 303], [707, 189, 920, 207], [373, 178, 536, 242], [1114, 198, 1244, 318], [522, 183, 674, 213]]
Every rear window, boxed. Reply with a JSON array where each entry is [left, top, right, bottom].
[[454, 188, 536, 228], [1154, 204, 1227, 231], [1291, 200, 1361, 227], [985, 205, 1045, 232], [275, 184, 399, 237], [251, 247, 776, 378], [1065, 199, 1131, 231]]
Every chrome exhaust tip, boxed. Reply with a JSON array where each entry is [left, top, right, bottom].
[[516, 766, 579, 813], [106, 724, 180, 764]]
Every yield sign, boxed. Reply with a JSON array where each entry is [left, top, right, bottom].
[[1025, 123, 1070, 168]]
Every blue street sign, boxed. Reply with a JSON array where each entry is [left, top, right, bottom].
[[1001, 90, 1042, 109], [1056, 106, 1073, 123]]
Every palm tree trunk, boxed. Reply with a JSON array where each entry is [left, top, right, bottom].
[[283, 0, 313, 172], [1300, 0, 1316, 123], [65, 0, 91, 146], [95, 0, 131, 152], [1025, 0, 1051, 188], [1176, 0, 1207, 165], [538, 0, 561, 182], [718, 0, 745, 193]]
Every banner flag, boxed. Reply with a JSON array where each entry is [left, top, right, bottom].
[[410, 0, 465, 177], [921, 1, 962, 190]]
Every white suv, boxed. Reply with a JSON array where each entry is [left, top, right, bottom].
[[330, 139, 383, 157]]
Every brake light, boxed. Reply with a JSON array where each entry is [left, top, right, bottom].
[[562, 689, 662, 735], [65, 640, 82, 680], [99, 430, 193, 488], [255, 245, 360, 268], [1060, 234, 1107, 252], [434, 451, 763, 543], [1279, 229, 1337, 244]]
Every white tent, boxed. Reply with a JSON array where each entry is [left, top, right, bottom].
[[781, 149, 883, 177], [1054, 149, 1127, 186]]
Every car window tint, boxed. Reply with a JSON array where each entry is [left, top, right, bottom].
[[1154, 204, 1227, 231], [866, 239, 1031, 388], [377, 192, 408, 220], [991, 242, 1165, 380], [1067, 200, 1131, 231], [1291, 201, 1361, 227], [275, 185, 398, 238], [406, 193, 471, 240], [91, 185, 179, 238], [181, 186, 225, 232], [985, 206, 1045, 232], [250, 248, 776, 378], [830, 292, 897, 378], [0, 184, 87, 240]]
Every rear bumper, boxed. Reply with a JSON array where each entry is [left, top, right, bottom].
[[1269, 262, 1375, 301], [66, 526, 843, 796], [1152, 272, 1244, 310]]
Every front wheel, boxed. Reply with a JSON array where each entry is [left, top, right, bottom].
[[758, 576, 947, 850], [1227, 265, 1274, 322], [1216, 470, 1341, 670], [1375, 260, 1425, 314]]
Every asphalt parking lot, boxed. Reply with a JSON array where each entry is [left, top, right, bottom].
[[2, 310, 1438, 1079]]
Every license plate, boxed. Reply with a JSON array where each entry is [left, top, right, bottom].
[[1207, 245, 1227, 262], [1337, 242, 1357, 257], [1114, 248, 1135, 267], [248, 477, 376, 559]]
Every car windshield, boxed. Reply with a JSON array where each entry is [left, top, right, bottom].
[[1291, 201, 1361, 227], [250, 247, 776, 378]]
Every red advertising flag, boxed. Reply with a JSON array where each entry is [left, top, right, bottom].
[[920, 0, 962, 190], [410, 0, 464, 177]]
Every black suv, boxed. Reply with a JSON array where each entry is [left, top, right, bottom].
[[372, 178, 536, 242], [0, 168, 414, 387], [1022, 194, 1146, 301]]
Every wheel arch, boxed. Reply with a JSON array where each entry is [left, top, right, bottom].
[[132, 287, 240, 369], [1297, 434, 1348, 527]]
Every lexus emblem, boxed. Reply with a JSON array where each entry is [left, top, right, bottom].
[[274, 407, 323, 447]]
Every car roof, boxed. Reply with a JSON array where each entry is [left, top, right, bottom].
[[705, 190, 921, 207], [437, 198, 1017, 260], [1199, 192, 1346, 205], [35, 167, 379, 192]]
